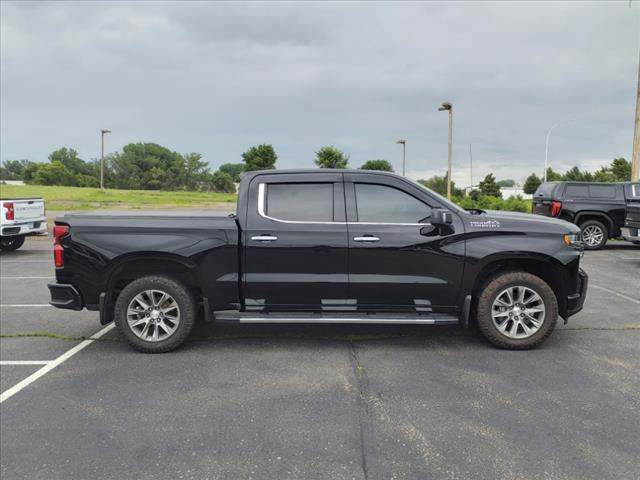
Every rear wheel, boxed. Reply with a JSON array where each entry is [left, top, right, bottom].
[[114, 275, 196, 353], [477, 271, 558, 350], [580, 220, 608, 250], [0, 235, 25, 251]]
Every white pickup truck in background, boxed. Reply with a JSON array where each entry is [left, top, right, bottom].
[[0, 197, 48, 251]]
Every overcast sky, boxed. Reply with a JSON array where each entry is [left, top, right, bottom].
[[1, 1, 639, 186]]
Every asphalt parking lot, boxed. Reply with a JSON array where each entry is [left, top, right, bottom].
[[1, 237, 639, 480]]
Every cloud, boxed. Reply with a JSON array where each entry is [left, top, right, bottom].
[[1, 1, 638, 185]]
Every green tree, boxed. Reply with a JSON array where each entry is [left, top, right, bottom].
[[496, 179, 515, 187], [110, 143, 186, 190], [418, 175, 463, 197], [479, 173, 502, 198], [1, 160, 30, 180], [563, 166, 593, 182], [242, 144, 277, 171], [181, 152, 209, 190], [32, 161, 76, 186], [314, 146, 349, 169], [545, 167, 564, 181], [209, 171, 236, 193], [523, 173, 542, 194], [610, 158, 631, 181], [48, 147, 90, 175], [219, 163, 245, 182], [592, 168, 616, 183], [360, 159, 393, 172]]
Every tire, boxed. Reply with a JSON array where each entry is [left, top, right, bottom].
[[0, 235, 25, 251], [477, 271, 558, 350], [114, 275, 196, 353], [580, 220, 608, 250]]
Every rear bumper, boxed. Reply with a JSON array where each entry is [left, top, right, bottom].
[[1, 219, 48, 237], [566, 268, 588, 317], [48, 282, 83, 310]]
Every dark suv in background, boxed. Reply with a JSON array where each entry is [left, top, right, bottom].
[[532, 181, 640, 249]]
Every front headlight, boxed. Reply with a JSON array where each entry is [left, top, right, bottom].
[[563, 233, 584, 251]]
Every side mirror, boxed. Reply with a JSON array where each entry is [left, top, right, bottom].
[[420, 209, 454, 236], [431, 208, 453, 226]]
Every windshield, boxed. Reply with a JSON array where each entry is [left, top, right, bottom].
[[412, 179, 465, 213]]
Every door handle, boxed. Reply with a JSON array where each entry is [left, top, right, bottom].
[[353, 236, 380, 242], [251, 235, 278, 242]]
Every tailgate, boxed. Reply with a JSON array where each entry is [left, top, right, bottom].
[[532, 199, 553, 216], [12, 198, 45, 221]]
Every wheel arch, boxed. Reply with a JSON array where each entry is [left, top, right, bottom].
[[574, 211, 614, 235], [468, 253, 570, 321], [100, 252, 202, 324]]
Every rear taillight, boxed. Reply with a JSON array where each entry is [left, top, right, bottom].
[[3, 202, 14, 221], [550, 201, 562, 217], [53, 224, 70, 268]]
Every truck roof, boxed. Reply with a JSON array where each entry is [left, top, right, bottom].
[[240, 168, 404, 181]]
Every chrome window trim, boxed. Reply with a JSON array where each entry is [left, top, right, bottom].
[[257, 183, 430, 226]]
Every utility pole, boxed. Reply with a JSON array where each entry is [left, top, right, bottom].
[[632, 52, 640, 181], [438, 102, 453, 199], [396, 139, 406, 176], [469, 143, 473, 191], [100, 129, 111, 191]]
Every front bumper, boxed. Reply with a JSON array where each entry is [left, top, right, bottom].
[[621, 227, 640, 242], [566, 268, 588, 317], [48, 282, 83, 310]]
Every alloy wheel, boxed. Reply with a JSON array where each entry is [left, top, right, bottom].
[[582, 225, 604, 247], [126, 290, 181, 342], [491, 285, 546, 339]]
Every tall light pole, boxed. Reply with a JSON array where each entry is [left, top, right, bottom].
[[544, 119, 574, 182], [438, 102, 453, 199], [396, 139, 406, 176], [100, 129, 111, 191], [631, 52, 640, 182]]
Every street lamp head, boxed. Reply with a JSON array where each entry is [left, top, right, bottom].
[[396, 139, 406, 145], [438, 102, 452, 111], [101, 129, 111, 134]]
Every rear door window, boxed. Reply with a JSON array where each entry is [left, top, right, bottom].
[[266, 183, 334, 222]]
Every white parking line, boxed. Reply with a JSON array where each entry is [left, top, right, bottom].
[[0, 276, 54, 279], [591, 284, 640, 305], [0, 304, 52, 307], [0, 361, 51, 366], [0, 260, 51, 263], [0, 323, 115, 403]]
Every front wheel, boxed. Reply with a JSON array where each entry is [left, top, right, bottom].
[[114, 275, 196, 353], [476, 271, 558, 350], [0, 235, 25, 251]]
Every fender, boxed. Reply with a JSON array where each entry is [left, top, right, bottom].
[[573, 211, 614, 232]]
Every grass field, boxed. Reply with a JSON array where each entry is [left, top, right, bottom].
[[0, 184, 237, 211]]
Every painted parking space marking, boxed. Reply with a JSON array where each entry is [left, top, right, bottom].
[[591, 284, 640, 305], [0, 277, 54, 280], [1, 361, 51, 366], [0, 323, 115, 403], [0, 304, 52, 308], [0, 260, 51, 264]]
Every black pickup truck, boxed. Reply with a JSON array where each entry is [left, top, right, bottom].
[[48, 170, 588, 352], [532, 181, 640, 249]]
